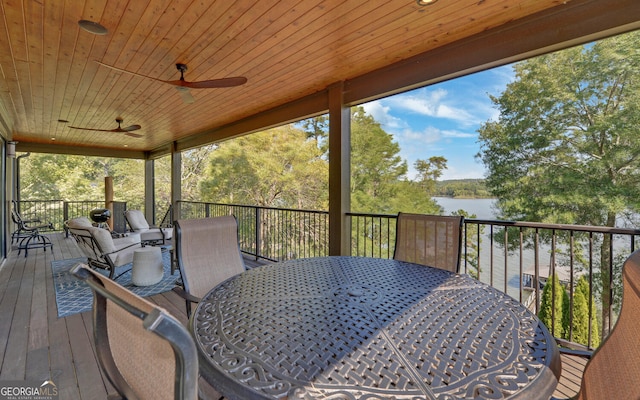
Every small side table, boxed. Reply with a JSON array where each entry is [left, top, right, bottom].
[[131, 247, 163, 286]]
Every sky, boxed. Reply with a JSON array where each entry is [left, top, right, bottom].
[[361, 65, 515, 181]]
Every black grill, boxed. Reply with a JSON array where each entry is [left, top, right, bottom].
[[89, 208, 111, 223]]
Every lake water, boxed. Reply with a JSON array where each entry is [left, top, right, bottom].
[[433, 197, 498, 219], [432, 197, 537, 299], [431, 196, 634, 301]]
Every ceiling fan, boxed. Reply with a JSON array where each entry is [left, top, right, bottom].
[[95, 61, 248, 103], [69, 118, 143, 138]]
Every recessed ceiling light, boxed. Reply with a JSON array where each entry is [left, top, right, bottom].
[[78, 20, 108, 35], [416, 0, 438, 5]]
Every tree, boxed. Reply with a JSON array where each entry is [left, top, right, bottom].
[[538, 274, 568, 338], [180, 146, 217, 201], [477, 31, 640, 337], [199, 125, 328, 209], [350, 107, 407, 213], [570, 275, 601, 347], [453, 209, 484, 278], [349, 106, 442, 215], [414, 156, 447, 195], [19, 153, 144, 203]]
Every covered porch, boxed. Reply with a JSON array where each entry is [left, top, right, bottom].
[[1, 1, 638, 398]]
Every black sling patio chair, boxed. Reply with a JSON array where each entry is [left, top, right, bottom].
[[11, 203, 54, 257]]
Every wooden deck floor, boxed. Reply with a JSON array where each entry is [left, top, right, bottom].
[[0, 232, 583, 399]]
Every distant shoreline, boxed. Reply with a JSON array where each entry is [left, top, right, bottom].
[[437, 195, 497, 200]]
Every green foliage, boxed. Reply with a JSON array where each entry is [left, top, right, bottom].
[[19, 153, 144, 204], [453, 209, 484, 278], [434, 179, 491, 198], [350, 107, 407, 213], [349, 106, 441, 214], [478, 31, 640, 335], [538, 274, 567, 337], [478, 32, 640, 225], [199, 125, 328, 209], [571, 276, 601, 347], [414, 156, 447, 195]]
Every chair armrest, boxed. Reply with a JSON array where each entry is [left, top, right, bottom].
[[172, 286, 201, 304], [112, 235, 141, 248], [555, 337, 593, 358], [103, 240, 140, 257]]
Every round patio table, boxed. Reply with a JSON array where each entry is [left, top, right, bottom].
[[191, 256, 561, 400]]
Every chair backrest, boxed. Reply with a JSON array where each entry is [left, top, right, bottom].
[[70, 263, 198, 400], [11, 201, 53, 230], [65, 218, 141, 278], [66, 218, 115, 254], [11, 207, 23, 227], [125, 209, 151, 231], [393, 213, 464, 273], [174, 216, 246, 302], [575, 250, 640, 400]]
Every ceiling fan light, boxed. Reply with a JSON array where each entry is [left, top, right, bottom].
[[78, 20, 108, 35], [176, 86, 195, 104]]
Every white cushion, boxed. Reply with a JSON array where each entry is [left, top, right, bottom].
[[66, 216, 93, 228], [126, 210, 150, 231], [91, 226, 116, 253]]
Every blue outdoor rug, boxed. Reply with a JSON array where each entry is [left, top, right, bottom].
[[51, 250, 177, 318]]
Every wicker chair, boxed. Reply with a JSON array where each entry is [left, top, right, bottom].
[[124, 209, 173, 245], [65, 217, 142, 279], [393, 212, 464, 273], [70, 263, 199, 400], [173, 216, 246, 317], [552, 249, 640, 400]]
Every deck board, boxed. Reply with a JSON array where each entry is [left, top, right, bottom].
[[0, 232, 581, 399]]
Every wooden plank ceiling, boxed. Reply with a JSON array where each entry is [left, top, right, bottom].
[[0, 0, 638, 158]]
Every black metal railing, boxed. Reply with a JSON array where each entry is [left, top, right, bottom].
[[14, 200, 128, 233], [178, 201, 640, 348], [178, 201, 329, 261], [16, 199, 638, 349]]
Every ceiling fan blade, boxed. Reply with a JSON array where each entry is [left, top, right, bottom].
[[69, 126, 115, 132], [96, 60, 247, 89], [95, 61, 170, 84], [122, 124, 141, 131], [69, 118, 142, 137], [175, 86, 195, 104], [169, 76, 248, 89]]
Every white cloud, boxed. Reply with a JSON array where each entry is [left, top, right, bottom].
[[442, 130, 476, 139], [396, 126, 476, 146], [358, 66, 514, 180], [385, 88, 477, 124], [398, 126, 442, 144], [362, 102, 408, 130]]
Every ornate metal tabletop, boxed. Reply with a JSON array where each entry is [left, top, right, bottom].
[[192, 256, 560, 400]]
